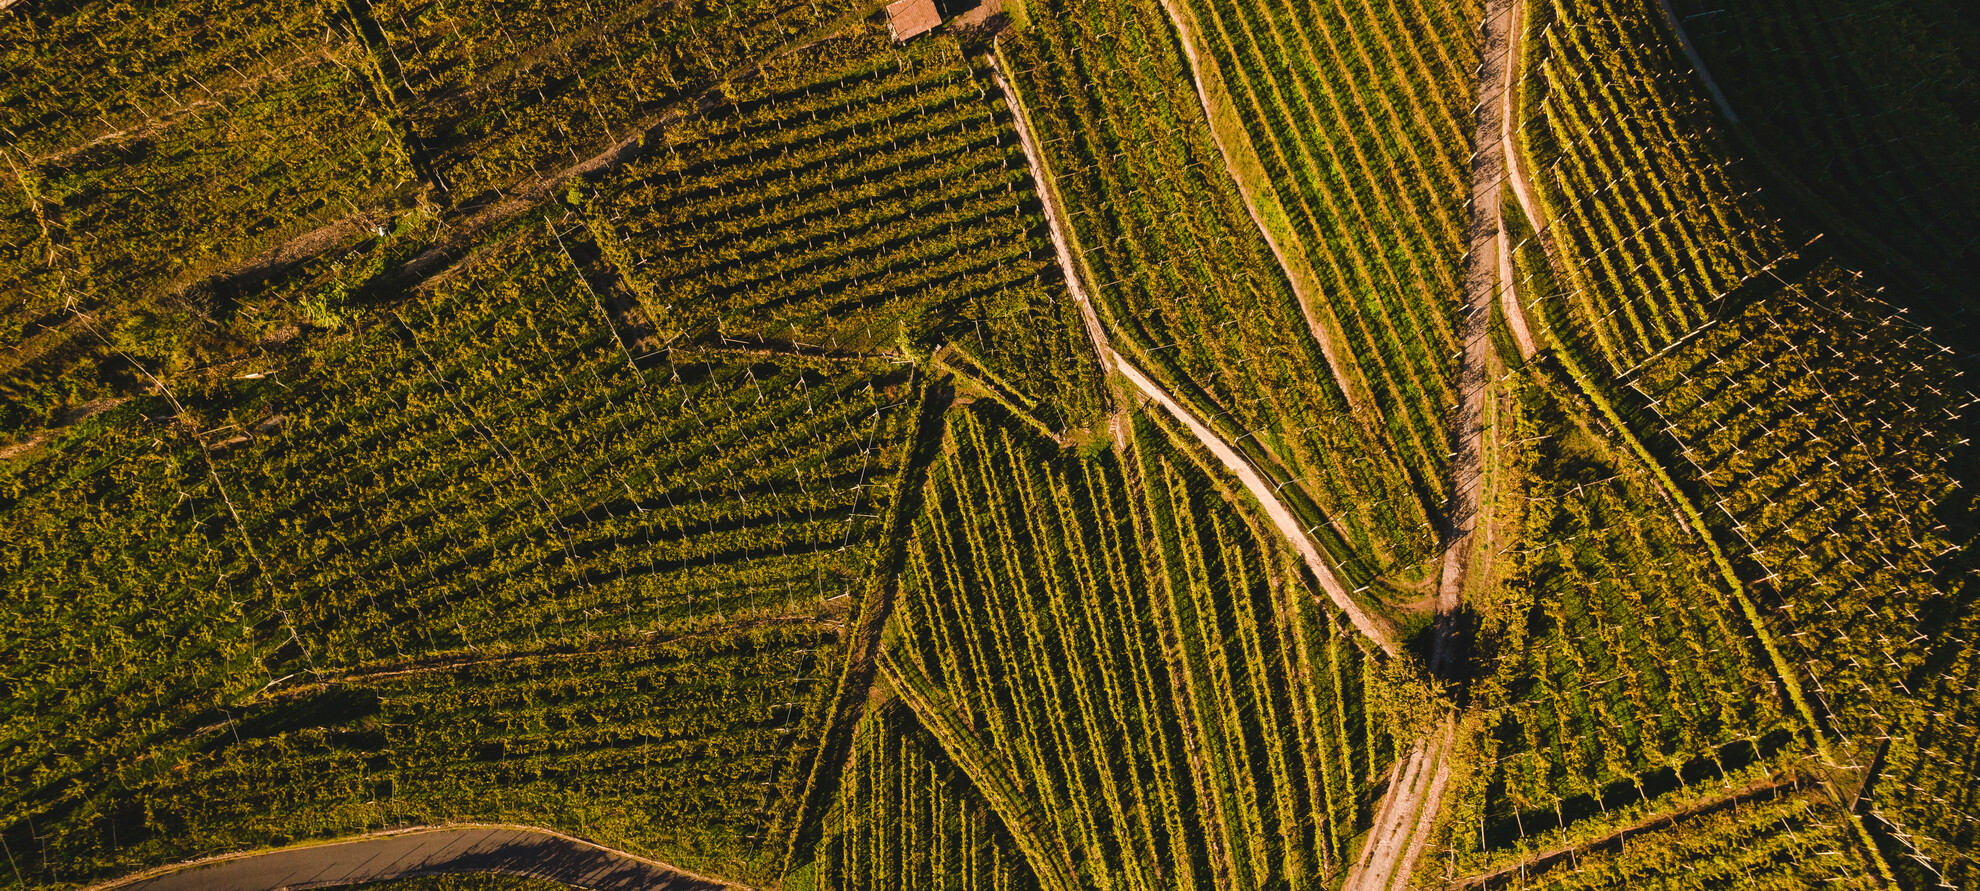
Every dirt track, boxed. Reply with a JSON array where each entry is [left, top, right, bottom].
[[90, 825, 740, 891], [1340, 0, 1524, 884], [1106, 351, 1398, 654], [993, 42, 1399, 658]]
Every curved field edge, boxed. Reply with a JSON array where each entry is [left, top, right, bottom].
[[82, 824, 742, 891]]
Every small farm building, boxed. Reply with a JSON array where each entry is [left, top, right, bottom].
[[887, 0, 942, 41]]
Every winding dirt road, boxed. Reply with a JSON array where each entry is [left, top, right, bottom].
[[89, 826, 740, 891], [992, 47, 1398, 658]]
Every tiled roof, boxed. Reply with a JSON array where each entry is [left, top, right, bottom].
[[886, 0, 942, 40]]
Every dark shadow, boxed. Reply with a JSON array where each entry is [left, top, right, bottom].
[[1667, 0, 1980, 333], [1479, 728, 1797, 848]]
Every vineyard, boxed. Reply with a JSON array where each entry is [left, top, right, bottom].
[[1670, 0, 1980, 295], [868, 403, 1387, 890], [1484, 0, 1979, 881], [99, 625, 824, 882], [1625, 272, 1978, 888], [1472, 784, 1885, 890], [0, 210, 918, 884], [0, 2, 416, 421], [365, 0, 872, 203], [1514, 0, 1787, 373], [810, 700, 1042, 891], [579, 31, 1102, 428], [5, 0, 1979, 887], [996, 0, 1459, 578], [1167, 0, 1479, 502], [1448, 367, 1798, 870]]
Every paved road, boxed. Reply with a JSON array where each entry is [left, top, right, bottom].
[[98, 827, 738, 891]]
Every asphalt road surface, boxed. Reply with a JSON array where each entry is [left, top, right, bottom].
[[108, 827, 735, 891]]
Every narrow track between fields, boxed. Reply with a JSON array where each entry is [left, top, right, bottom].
[[1150, 0, 1378, 420], [1341, 0, 1527, 886], [990, 46, 1398, 657]]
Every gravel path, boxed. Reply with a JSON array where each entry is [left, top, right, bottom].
[[90, 826, 740, 891]]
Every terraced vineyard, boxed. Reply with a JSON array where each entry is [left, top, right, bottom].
[[5, 0, 1977, 888]]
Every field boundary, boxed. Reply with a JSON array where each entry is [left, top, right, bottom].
[[1150, 0, 1377, 421], [1109, 350, 1399, 654], [1450, 774, 1805, 888], [775, 371, 951, 875], [1339, 0, 1523, 883], [991, 41, 1397, 656], [876, 652, 1083, 891], [1647, 0, 1956, 301]]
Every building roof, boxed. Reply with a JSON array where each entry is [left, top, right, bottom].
[[886, 0, 942, 41]]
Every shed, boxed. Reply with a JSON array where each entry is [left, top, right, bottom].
[[886, 0, 942, 41]]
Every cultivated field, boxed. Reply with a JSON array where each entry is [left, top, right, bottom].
[[2, 0, 1974, 888]]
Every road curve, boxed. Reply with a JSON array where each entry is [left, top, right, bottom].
[[991, 44, 1398, 657], [1106, 350, 1398, 655], [86, 825, 743, 891]]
